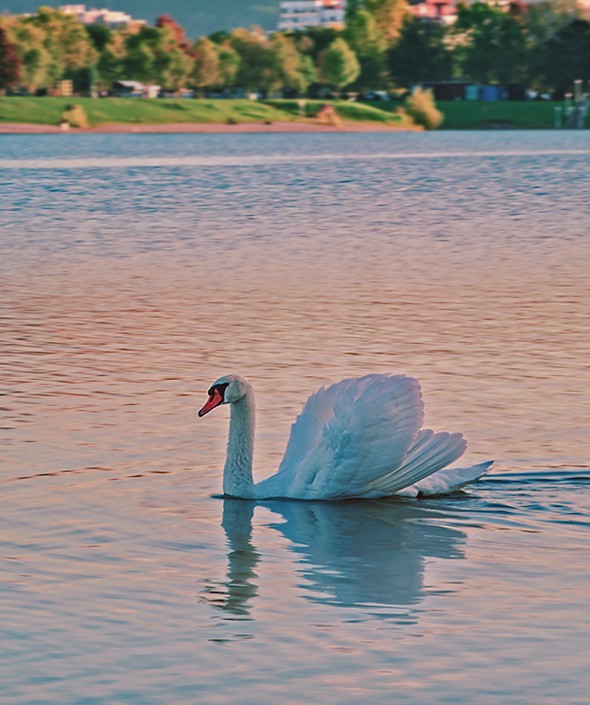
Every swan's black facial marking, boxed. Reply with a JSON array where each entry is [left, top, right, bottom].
[[208, 382, 229, 400], [199, 382, 230, 417]]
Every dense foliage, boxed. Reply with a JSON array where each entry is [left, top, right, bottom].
[[0, 27, 21, 92], [0, 1, 588, 97]]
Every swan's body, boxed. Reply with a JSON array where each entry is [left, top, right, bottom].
[[198, 373, 492, 500]]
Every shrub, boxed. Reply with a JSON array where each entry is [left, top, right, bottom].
[[404, 88, 443, 130], [61, 103, 89, 128]]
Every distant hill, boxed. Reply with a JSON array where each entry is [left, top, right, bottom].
[[0, 1, 280, 37]]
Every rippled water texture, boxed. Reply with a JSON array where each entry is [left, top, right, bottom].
[[1, 131, 589, 704]]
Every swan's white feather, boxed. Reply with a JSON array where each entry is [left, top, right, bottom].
[[276, 376, 365, 476], [395, 461, 493, 497], [360, 429, 467, 498], [257, 374, 425, 499]]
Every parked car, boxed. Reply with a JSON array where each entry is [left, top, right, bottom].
[[358, 91, 390, 101]]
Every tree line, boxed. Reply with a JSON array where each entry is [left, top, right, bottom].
[[1, 0, 589, 98]]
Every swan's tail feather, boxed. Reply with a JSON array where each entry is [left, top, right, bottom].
[[396, 461, 494, 497], [363, 429, 467, 497]]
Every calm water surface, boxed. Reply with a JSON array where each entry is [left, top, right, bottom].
[[1, 131, 589, 704]]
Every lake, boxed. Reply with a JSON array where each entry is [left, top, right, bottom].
[[1, 130, 589, 704]]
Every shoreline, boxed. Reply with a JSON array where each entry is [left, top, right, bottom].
[[0, 120, 418, 135]]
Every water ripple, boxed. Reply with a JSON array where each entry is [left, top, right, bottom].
[[2, 132, 589, 705], [1, 148, 590, 170]]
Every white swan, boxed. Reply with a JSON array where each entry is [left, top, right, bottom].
[[198, 373, 492, 500]]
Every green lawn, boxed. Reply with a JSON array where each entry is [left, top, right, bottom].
[[264, 99, 406, 125], [436, 100, 560, 129], [0, 96, 406, 127], [361, 99, 561, 130], [0, 97, 296, 125], [0, 96, 566, 129]]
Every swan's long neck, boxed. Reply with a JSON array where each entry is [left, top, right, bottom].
[[223, 391, 255, 498]]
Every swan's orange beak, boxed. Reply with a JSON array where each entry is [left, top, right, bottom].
[[198, 388, 223, 417]]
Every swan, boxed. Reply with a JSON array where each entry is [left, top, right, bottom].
[[198, 373, 492, 501]]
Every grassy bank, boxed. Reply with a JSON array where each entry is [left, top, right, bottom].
[[0, 96, 405, 127], [437, 100, 560, 129], [0, 96, 566, 130], [0, 97, 298, 125], [263, 99, 406, 125], [363, 99, 561, 129]]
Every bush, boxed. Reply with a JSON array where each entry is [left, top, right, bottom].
[[61, 103, 89, 128], [404, 88, 443, 130]]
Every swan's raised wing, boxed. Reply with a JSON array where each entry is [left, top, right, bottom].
[[361, 428, 467, 498], [264, 374, 425, 499], [276, 375, 380, 475], [310, 375, 426, 498]]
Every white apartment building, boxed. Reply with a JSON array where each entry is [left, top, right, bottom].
[[278, 0, 346, 32], [59, 4, 145, 27]]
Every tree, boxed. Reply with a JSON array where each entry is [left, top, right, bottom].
[[165, 49, 194, 93], [216, 44, 240, 87], [0, 26, 21, 93], [230, 28, 279, 94], [271, 33, 314, 94], [86, 23, 111, 52], [191, 37, 221, 94], [208, 30, 231, 45], [3, 19, 52, 93], [293, 27, 339, 64], [124, 24, 193, 91], [299, 54, 317, 92], [453, 2, 528, 88], [25, 7, 98, 86], [344, 6, 388, 90], [524, 0, 581, 45], [537, 18, 590, 95], [123, 31, 157, 84], [320, 38, 360, 91], [388, 16, 452, 88], [363, 0, 409, 44], [155, 15, 189, 50], [96, 30, 126, 91]]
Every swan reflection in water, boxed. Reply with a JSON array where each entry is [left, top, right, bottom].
[[203, 497, 468, 622]]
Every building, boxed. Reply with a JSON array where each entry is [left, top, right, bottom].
[[408, 0, 458, 25], [278, 0, 346, 32], [111, 80, 160, 98], [59, 4, 146, 28], [55, 79, 73, 96], [407, 0, 590, 25]]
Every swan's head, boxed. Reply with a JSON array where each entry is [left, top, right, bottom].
[[198, 374, 252, 417]]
